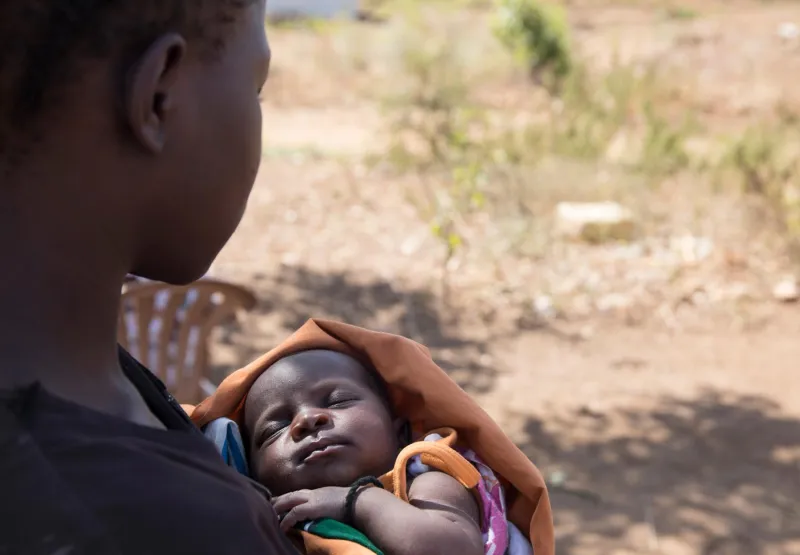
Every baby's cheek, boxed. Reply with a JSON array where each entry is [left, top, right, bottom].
[[366, 433, 400, 471], [258, 447, 300, 485], [254, 449, 280, 482]]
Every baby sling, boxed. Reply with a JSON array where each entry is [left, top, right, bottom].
[[187, 319, 555, 555]]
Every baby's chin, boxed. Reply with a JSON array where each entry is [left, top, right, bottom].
[[294, 464, 369, 492], [263, 454, 396, 494]]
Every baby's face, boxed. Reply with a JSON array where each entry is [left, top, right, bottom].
[[244, 350, 400, 496]]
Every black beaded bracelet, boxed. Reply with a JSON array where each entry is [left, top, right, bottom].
[[344, 476, 384, 525]]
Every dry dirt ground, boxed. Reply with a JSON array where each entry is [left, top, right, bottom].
[[207, 2, 800, 554]]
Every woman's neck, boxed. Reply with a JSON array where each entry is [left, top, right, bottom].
[[0, 208, 161, 426]]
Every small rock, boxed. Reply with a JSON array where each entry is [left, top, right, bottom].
[[280, 252, 301, 266], [596, 293, 632, 312], [672, 234, 714, 264], [555, 201, 637, 243], [610, 243, 645, 260], [400, 235, 424, 256], [778, 22, 800, 41], [532, 295, 557, 319], [773, 277, 799, 302], [445, 256, 461, 272]]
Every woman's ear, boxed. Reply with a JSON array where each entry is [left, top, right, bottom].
[[394, 418, 412, 447], [124, 32, 186, 153]]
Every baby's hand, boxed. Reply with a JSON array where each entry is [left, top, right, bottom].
[[272, 487, 350, 532]]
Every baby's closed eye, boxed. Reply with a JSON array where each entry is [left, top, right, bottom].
[[259, 421, 290, 444], [325, 390, 360, 408]]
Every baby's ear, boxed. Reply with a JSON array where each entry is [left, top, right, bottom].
[[394, 418, 412, 447]]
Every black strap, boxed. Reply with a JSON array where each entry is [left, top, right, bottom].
[[117, 346, 197, 432], [118, 347, 278, 502], [344, 476, 384, 525]]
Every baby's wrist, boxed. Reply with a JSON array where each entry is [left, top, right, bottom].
[[348, 483, 387, 528]]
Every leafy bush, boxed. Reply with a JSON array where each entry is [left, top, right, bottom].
[[493, 0, 572, 90], [720, 110, 800, 238]]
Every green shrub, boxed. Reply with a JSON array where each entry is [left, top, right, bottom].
[[720, 111, 800, 238], [493, 0, 572, 91]]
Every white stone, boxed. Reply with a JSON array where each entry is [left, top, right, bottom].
[[670, 234, 714, 264], [554, 201, 637, 243], [773, 277, 799, 302], [280, 252, 301, 267], [532, 295, 557, 319], [400, 234, 425, 256], [778, 22, 800, 41], [596, 293, 631, 312]]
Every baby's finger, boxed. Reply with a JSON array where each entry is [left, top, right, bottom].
[[272, 490, 310, 514], [279, 503, 315, 533]]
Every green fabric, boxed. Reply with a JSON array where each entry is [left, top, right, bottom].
[[301, 518, 384, 555]]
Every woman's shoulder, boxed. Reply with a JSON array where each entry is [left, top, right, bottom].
[[0, 383, 296, 555]]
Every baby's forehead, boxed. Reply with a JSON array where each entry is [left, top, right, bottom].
[[245, 349, 372, 405]]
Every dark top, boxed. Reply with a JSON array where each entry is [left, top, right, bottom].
[[0, 349, 297, 555]]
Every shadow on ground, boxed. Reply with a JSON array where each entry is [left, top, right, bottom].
[[517, 389, 800, 554], [211, 264, 501, 394]]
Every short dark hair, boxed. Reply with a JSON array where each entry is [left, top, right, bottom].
[[360, 359, 393, 409], [0, 0, 255, 158]]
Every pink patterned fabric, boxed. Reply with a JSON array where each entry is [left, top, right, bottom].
[[408, 434, 533, 555], [458, 446, 510, 555]]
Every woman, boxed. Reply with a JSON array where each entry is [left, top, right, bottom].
[[0, 0, 296, 553]]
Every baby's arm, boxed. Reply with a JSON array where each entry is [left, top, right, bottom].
[[351, 471, 483, 555], [272, 472, 483, 555]]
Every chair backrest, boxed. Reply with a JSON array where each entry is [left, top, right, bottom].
[[118, 279, 257, 404]]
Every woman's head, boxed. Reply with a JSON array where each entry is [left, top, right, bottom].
[[243, 350, 408, 496], [0, 0, 270, 284]]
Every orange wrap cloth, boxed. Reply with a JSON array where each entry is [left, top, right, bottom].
[[189, 319, 554, 555]]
